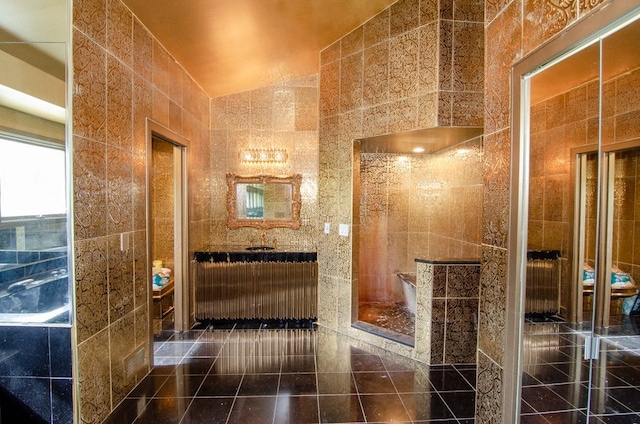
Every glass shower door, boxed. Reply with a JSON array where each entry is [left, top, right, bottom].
[[519, 36, 601, 421], [587, 18, 640, 419], [514, 4, 640, 422]]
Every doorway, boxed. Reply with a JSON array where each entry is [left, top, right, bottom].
[[147, 122, 189, 333], [510, 4, 640, 422]]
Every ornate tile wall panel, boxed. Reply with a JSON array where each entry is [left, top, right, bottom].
[[320, 40, 340, 65], [445, 298, 479, 363], [455, 0, 485, 22], [133, 230, 148, 309], [74, 0, 212, 421], [430, 298, 446, 362], [364, 8, 390, 48], [420, 0, 439, 24], [478, 245, 506, 366], [106, 56, 133, 150], [482, 129, 510, 249], [152, 40, 169, 96], [320, 61, 340, 118], [418, 23, 439, 95], [73, 135, 107, 241], [151, 88, 169, 128], [78, 330, 111, 424], [107, 233, 135, 323], [106, 0, 132, 66], [341, 26, 363, 57], [132, 76, 152, 154], [73, 0, 106, 45], [475, 351, 503, 424], [484, 1, 521, 135], [388, 97, 418, 133], [167, 59, 184, 108], [390, 0, 420, 37], [73, 30, 107, 144], [363, 104, 390, 137], [106, 145, 133, 235], [485, 0, 511, 24], [131, 19, 152, 80], [132, 152, 147, 231], [389, 30, 419, 102], [439, 0, 454, 20], [295, 86, 319, 131], [363, 42, 389, 107], [452, 17, 484, 96], [75, 238, 109, 344], [340, 53, 363, 113], [109, 312, 136, 406], [523, 0, 578, 55]]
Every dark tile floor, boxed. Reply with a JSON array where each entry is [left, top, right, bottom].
[[520, 318, 640, 423], [104, 324, 476, 424]]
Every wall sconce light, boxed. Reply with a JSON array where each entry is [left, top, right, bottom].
[[240, 148, 288, 164]]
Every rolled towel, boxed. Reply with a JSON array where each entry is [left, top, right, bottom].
[[583, 264, 595, 286]]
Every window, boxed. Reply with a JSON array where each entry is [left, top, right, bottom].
[[0, 134, 66, 218]]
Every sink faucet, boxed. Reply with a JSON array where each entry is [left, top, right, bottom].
[[260, 230, 266, 247]]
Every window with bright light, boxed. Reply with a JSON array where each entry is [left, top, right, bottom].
[[0, 135, 66, 218]]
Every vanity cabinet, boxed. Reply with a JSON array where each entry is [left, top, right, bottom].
[[152, 280, 174, 319], [192, 248, 317, 321]]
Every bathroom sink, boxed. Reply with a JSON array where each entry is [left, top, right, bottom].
[[245, 246, 275, 251]]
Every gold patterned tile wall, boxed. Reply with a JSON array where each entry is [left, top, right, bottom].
[[151, 138, 175, 269], [319, 0, 484, 359], [73, 0, 211, 422], [208, 76, 319, 250], [355, 137, 483, 305]]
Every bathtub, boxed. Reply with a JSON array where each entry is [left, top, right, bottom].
[[0, 270, 69, 324], [396, 272, 417, 315]]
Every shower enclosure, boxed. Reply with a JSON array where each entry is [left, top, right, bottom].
[[351, 130, 483, 345]]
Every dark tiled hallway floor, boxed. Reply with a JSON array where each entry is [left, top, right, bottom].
[[521, 319, 640, 423], [104, 325, 476, 423]]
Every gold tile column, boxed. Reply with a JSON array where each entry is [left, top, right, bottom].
[[318, 0, 484, 360], [73, 0, 211, 422]]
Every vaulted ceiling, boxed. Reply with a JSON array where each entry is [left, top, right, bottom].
[[121, 0, 397, 97]]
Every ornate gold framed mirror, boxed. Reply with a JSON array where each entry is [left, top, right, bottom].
[[226, 173, 302, 229]]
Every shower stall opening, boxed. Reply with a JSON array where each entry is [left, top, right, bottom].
[[351, 130, 484, 346]]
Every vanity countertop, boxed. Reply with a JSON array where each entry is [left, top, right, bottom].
[[414, 257, 481, 265], [193, 246, 317, 263]]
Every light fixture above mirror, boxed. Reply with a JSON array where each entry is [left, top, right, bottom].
[[239, 148, 288, 164]]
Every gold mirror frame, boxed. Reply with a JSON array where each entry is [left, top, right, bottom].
[[226, 173, 302, 229]]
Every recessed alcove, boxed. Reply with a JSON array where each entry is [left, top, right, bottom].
[[351, 127, 483, 354]]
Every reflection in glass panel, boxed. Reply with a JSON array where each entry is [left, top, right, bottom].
[[245, 184, 264, 218], [0, 136, 66, 217], [236, 183, 293, 220], [0, 40, 68, 324], [520, 12, 640, 422], [521, 35, 601, 420]]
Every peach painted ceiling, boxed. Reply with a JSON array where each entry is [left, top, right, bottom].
[[121, 0, 398, 97]]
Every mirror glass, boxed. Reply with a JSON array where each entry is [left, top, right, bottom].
[[227, 174, 301, 229], [235, 183, 293, 220], [518, 10, 640, 421], [0, 0, 69, 324]]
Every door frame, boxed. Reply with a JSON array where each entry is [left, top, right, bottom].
[[506, 2, 640, 423], [146, 119, 191, 335]]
